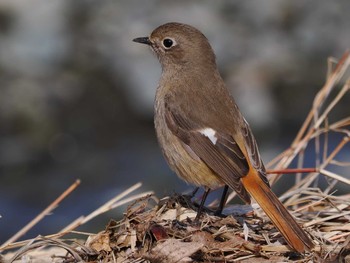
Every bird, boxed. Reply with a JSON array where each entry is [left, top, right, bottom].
[[133, 22, 314, 253]]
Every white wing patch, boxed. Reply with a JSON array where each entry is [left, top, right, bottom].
[[199, 128, 218, 145]]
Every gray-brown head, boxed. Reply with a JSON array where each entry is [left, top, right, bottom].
[[133, 22, 217, 71]]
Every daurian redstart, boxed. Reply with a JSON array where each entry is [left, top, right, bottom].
[[133, 22, 314, 253]]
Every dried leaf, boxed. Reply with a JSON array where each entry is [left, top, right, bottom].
[[146, 238, 203, 263]]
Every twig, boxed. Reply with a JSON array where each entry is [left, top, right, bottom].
[[1, 179, 81, 248], [266, 168, 317, 174]]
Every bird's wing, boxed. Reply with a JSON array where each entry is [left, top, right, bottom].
[[164, 99, 252, 203]]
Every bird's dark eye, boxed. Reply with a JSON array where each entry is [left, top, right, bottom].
[[163, 38, 174, 48]]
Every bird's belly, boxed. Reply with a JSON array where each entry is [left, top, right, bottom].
[[155, 118, 224, 189]]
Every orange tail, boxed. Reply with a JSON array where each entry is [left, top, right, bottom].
[[241, 170, 314, 253]]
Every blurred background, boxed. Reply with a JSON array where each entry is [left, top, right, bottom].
[[0, 1, 349, 243]]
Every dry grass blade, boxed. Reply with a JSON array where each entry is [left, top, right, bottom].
[[79, 182, 152, 224], [320, 168, 350, 186], [1, 179, 81, 249], [8, 235, 94, 263], [314, 81, 350, 128]]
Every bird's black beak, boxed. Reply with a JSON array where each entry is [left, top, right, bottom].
[[133, 37, 151, 45]]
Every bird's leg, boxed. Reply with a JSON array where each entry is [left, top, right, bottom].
[[215, 185, 229, 216], [180, 187, 200, 213], [190, 187, 200, 198], [194, 188, 211, 222]]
